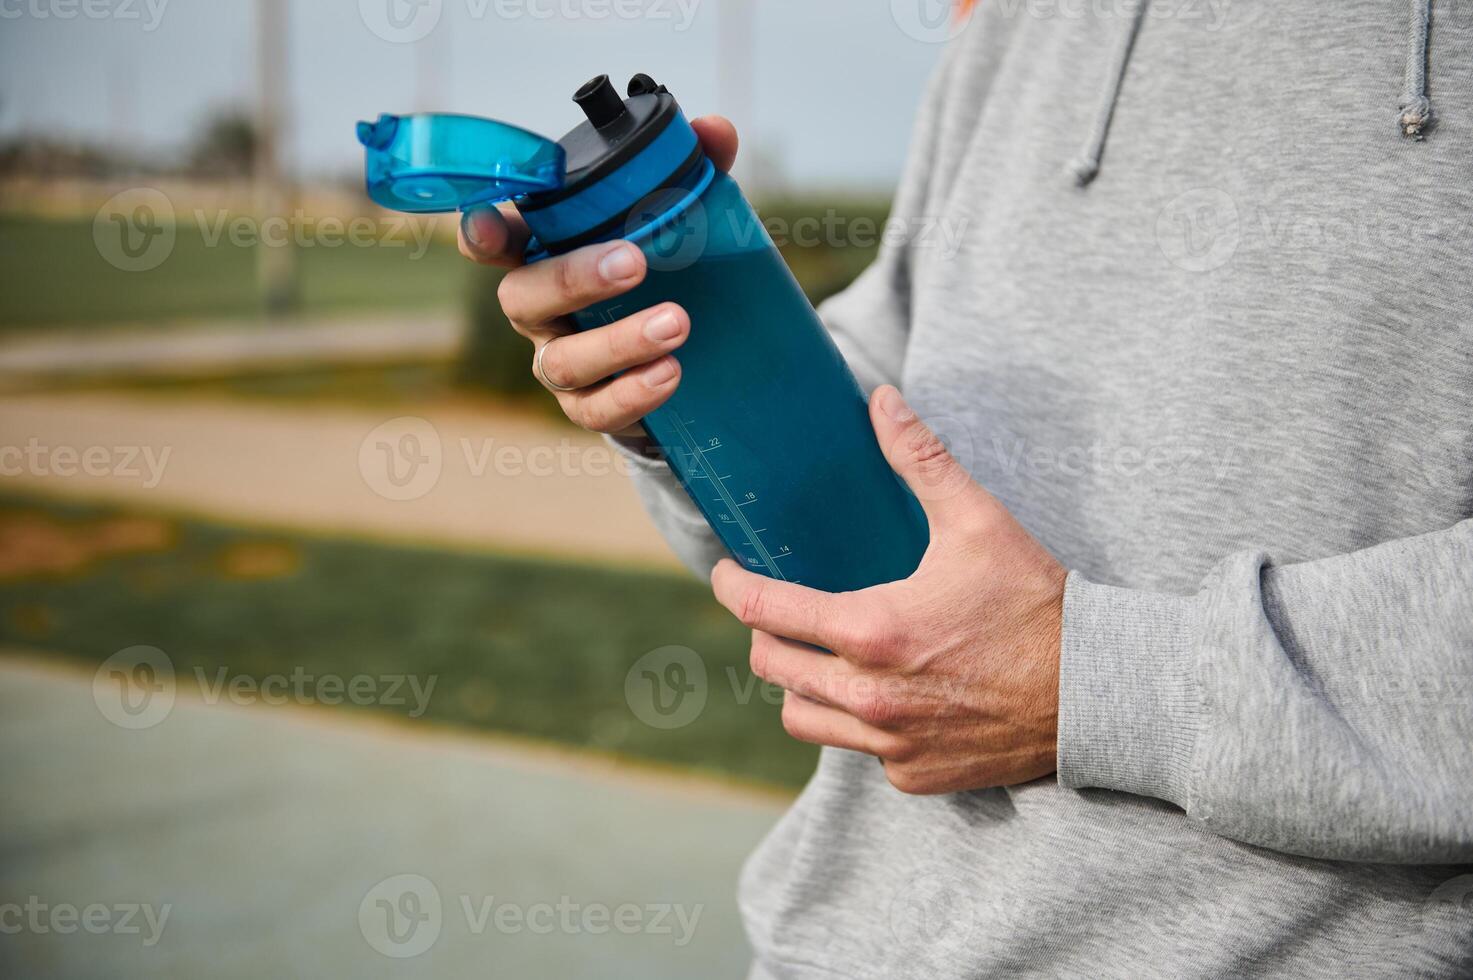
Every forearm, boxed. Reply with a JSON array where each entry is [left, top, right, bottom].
[[1059, 519, 1473, 863]]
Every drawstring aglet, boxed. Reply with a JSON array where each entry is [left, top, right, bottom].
[[1399, 96, 1432, 139]]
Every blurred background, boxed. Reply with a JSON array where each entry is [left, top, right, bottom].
[[0, 1, 961, 975]]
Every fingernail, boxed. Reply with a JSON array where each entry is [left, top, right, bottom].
[[643, 309, 683, 344], [461, 210, 487, 252], [641, 358, 677, 388], [599, 244, 640, 282], [879, 386, 915, 422]]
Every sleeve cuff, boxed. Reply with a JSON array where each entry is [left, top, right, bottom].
[[1056, 570, 1205, 808], [604, 433, 711, 532], [606, 432, 673, 476]]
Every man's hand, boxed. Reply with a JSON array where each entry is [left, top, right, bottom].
[[712, 385, 1067, 795], [458, 116, 738, 438]]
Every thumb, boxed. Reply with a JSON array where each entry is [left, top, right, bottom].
[[870, 385, 984, 528], [458, 204, 531, 268]]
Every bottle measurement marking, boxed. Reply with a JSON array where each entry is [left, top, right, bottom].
[[670, 414, 787, 580]]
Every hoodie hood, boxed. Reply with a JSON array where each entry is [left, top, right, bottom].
[[1069, 0, 1437, 187]]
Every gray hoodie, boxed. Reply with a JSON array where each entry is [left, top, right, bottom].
[[616, 1, 1473, 976]]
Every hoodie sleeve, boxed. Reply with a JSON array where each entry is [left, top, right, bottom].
[[608, 47, 961, 579], [1057, 518, 1473, 864]]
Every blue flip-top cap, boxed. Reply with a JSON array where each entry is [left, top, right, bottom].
[[356, 112, 566, 213]]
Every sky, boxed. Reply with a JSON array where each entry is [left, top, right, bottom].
[[0, 0, 961, 192]]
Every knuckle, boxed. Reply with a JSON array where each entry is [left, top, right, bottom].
[[748, 636, 771, 680], [852, 688, 900, 729], [880, 734, 920, 764], [606, 317, 644, 364], [553, 254, 583, 301], [563, 399, 593, 431], [884, 763, 929, 796], [611, 373, 641, 409], [840, 606, 903, 663], [539, 339, 573, 388], [906, 426, 951, 469], [606, 377, 647, 420], [907, 429, 961, 491], [496, 274, 522, 321], [575, 395, 612, 433], [779, 697, 808, 741], [735, 580, 768, 629], [552, 392, 584, 428]]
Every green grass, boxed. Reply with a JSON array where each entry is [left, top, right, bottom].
[[0, 214, 470, 329], [0, 198, 888, 333], [0, 495, 817, 789]]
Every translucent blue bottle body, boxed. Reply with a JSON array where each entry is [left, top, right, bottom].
[[554, 169, 929, 593]]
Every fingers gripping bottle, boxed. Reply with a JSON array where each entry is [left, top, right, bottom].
[[358, 73, 928, 593]]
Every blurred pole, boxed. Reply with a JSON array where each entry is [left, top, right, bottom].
[[255, 0, 298, 316], [109, 56, 138, 166], [414, 16, 453, 112], [717, 0, 755, 192]]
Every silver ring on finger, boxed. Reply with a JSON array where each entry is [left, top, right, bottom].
[[534, 337, 579, 392]]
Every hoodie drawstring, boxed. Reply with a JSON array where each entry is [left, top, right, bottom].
[[1400, 0, 1434, 138], [1069, 0, 1151, 186]]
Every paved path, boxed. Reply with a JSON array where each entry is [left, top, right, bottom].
[[0, 390, 683, 570], [0, 314, 462, 391], [0, 655, 783, 979]]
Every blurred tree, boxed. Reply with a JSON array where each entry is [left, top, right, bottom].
[[0, 137, 114, 177], [459, 265, 545, 399], [190, 109, 258, 177]]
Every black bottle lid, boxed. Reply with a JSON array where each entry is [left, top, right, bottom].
[[519, 73, 682, 212], [572, 74, 628, 129]]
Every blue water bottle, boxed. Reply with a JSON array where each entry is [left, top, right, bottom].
[[358, 73, 928, 593]]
